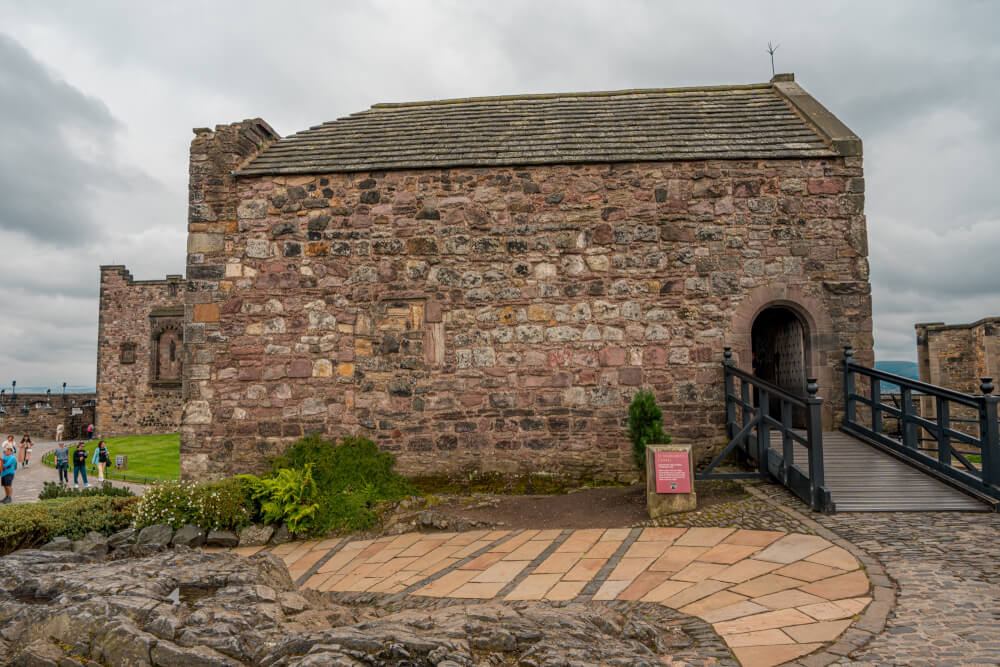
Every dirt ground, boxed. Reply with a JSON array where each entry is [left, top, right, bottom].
[[427, 481, 747, 530]]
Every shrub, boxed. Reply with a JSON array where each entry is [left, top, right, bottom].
[[0, 496, 137, 555], [270, 434, 416, 535], [131, 477, 257, 531], [627, 389, 672, 471], [39, 481, 134, 500], [245, 465, 320, 535]]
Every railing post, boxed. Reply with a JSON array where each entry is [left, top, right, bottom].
[[741, 380, 752, 457], [936, 398, 951, 466], [805, 378, 826, 511], [870, 375, 883, 436], [901, 386, 917, 449], [979, 378, 999, 487], [723, 348, 736, 441], [758, 389, 770, 477], [781, 399, 794, 484], [843, 346, 856, 426]]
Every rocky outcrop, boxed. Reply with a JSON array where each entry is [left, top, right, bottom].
[[0, 548, 732, 666]]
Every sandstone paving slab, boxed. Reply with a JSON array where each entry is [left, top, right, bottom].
[[544, 579, 587, 600], [722, 628, 795, 648], [640, 578, 693, 603], [713, 558, 783, 583], [751, 588, 827, 610], [804, 545, 859, 571], [782, 618, 852, 643], [283, 524, 873, 666], [722, 529, 786, 547], [649, 545, 709, 571], [753, 534, 831, 564], [731, 642, 822, 667], [638, 526, 687, 542], [674, 526, 736, 547], [729, 573, 802, 598], [505, 573, 561, 600], [772, 560, 844, 582], [699, 543, 763, 564], [799, 569, 869, 600]]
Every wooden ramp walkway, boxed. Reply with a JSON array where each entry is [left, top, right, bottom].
[[773, 430, 990, 512]]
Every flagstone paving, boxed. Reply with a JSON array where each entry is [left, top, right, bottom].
[[234, 526, 874, 667]]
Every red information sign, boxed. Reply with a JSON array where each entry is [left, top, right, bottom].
[[654, 451, 691, 494]]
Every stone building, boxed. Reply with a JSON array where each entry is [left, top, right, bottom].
[[95, 266, 185, 436], [179, 73, 873, 480], [916, 317, 999, 394]]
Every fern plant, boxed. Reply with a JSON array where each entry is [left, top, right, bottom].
[[627, 390, 672, 471], [248, 464, 320, 535]]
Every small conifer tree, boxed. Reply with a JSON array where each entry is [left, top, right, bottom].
[[627, 389, 672, 471]]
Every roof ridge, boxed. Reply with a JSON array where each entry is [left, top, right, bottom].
[[367, 82, 774, 110]]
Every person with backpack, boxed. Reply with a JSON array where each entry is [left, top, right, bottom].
[[92, 441, 110, 483], [54, 442, 69, 485], [1, 444, 16, 503], [72, 442, 89, 488]]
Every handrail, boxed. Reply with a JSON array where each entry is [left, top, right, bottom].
[[842, 346, 1000, 501], [725, 364, 810, 409], [703, 347, 832, 512]]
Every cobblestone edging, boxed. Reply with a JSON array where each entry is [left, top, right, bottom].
[[322, 591, 740, 665], [742, 484, 896, 666]]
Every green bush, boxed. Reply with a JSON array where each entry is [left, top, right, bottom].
[[270, 434, 416, 535], [0, 496, 137, 555], [245, 465, 320, 535], [627, 389, 672, 471], [131, 478, 256, 531], [39, 481, 135, 500]]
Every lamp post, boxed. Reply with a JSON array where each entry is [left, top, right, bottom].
[[0, 390, 4, 405], [46, 389, 51, 406], [62, 382, 67, 407], [11, 380, 15, 403]]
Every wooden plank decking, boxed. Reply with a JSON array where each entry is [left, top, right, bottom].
[[773, 430, 990, 512]]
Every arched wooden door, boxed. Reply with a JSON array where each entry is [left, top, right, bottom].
[[752, 306, 808, 423]]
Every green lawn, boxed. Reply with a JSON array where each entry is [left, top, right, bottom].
[[43, 433, 180, 482]]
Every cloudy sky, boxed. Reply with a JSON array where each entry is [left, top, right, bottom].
[[1, 0, 998, 390]]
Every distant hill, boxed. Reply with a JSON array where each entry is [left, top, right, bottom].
[[874, 360, 919, 393]]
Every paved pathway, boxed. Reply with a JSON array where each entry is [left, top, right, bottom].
[[5, 439, 145, 503], [754, 483, 1000, 666], [234, 526, 874, 667]]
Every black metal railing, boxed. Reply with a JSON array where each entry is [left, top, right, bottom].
[[842, 347, 1000, 502], [699, 348, 833, 513]]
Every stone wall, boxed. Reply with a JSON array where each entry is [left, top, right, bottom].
[[0, 393, 95, 441], [95, 267, 185, 437], [182, 122, 872, 480], [916, 318, 1000, 394]]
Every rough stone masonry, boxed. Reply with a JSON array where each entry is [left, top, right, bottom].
[[169, 74, 874, 480]]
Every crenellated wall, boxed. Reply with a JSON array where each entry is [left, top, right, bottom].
[[95, 266, 185, 436]]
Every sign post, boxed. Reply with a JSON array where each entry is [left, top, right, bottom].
[[646, 444, 697, 518]]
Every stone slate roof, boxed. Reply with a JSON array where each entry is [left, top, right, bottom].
[[239, 79, 850, 176]]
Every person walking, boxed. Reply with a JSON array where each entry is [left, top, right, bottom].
[[86, 424, 94, 441], [17, 437, 26, 467], [54, 442, 69, 485], [92, 440, 110, 483], [72, 442, 89, 488], [55, 423, 64, 442], [1, 444, 16, 503], [22, 436, 32, 467], [4, 436, 15, 462]]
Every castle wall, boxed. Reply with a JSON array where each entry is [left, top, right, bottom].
[[0, 393, 95, 441], [916, 318, 1000, 394], [181, 124, 872, 480], [95, 266, 185, 436]]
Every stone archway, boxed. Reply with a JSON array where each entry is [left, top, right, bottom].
[[728, 285, 837, 429], [752, 306, 807, 396]]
